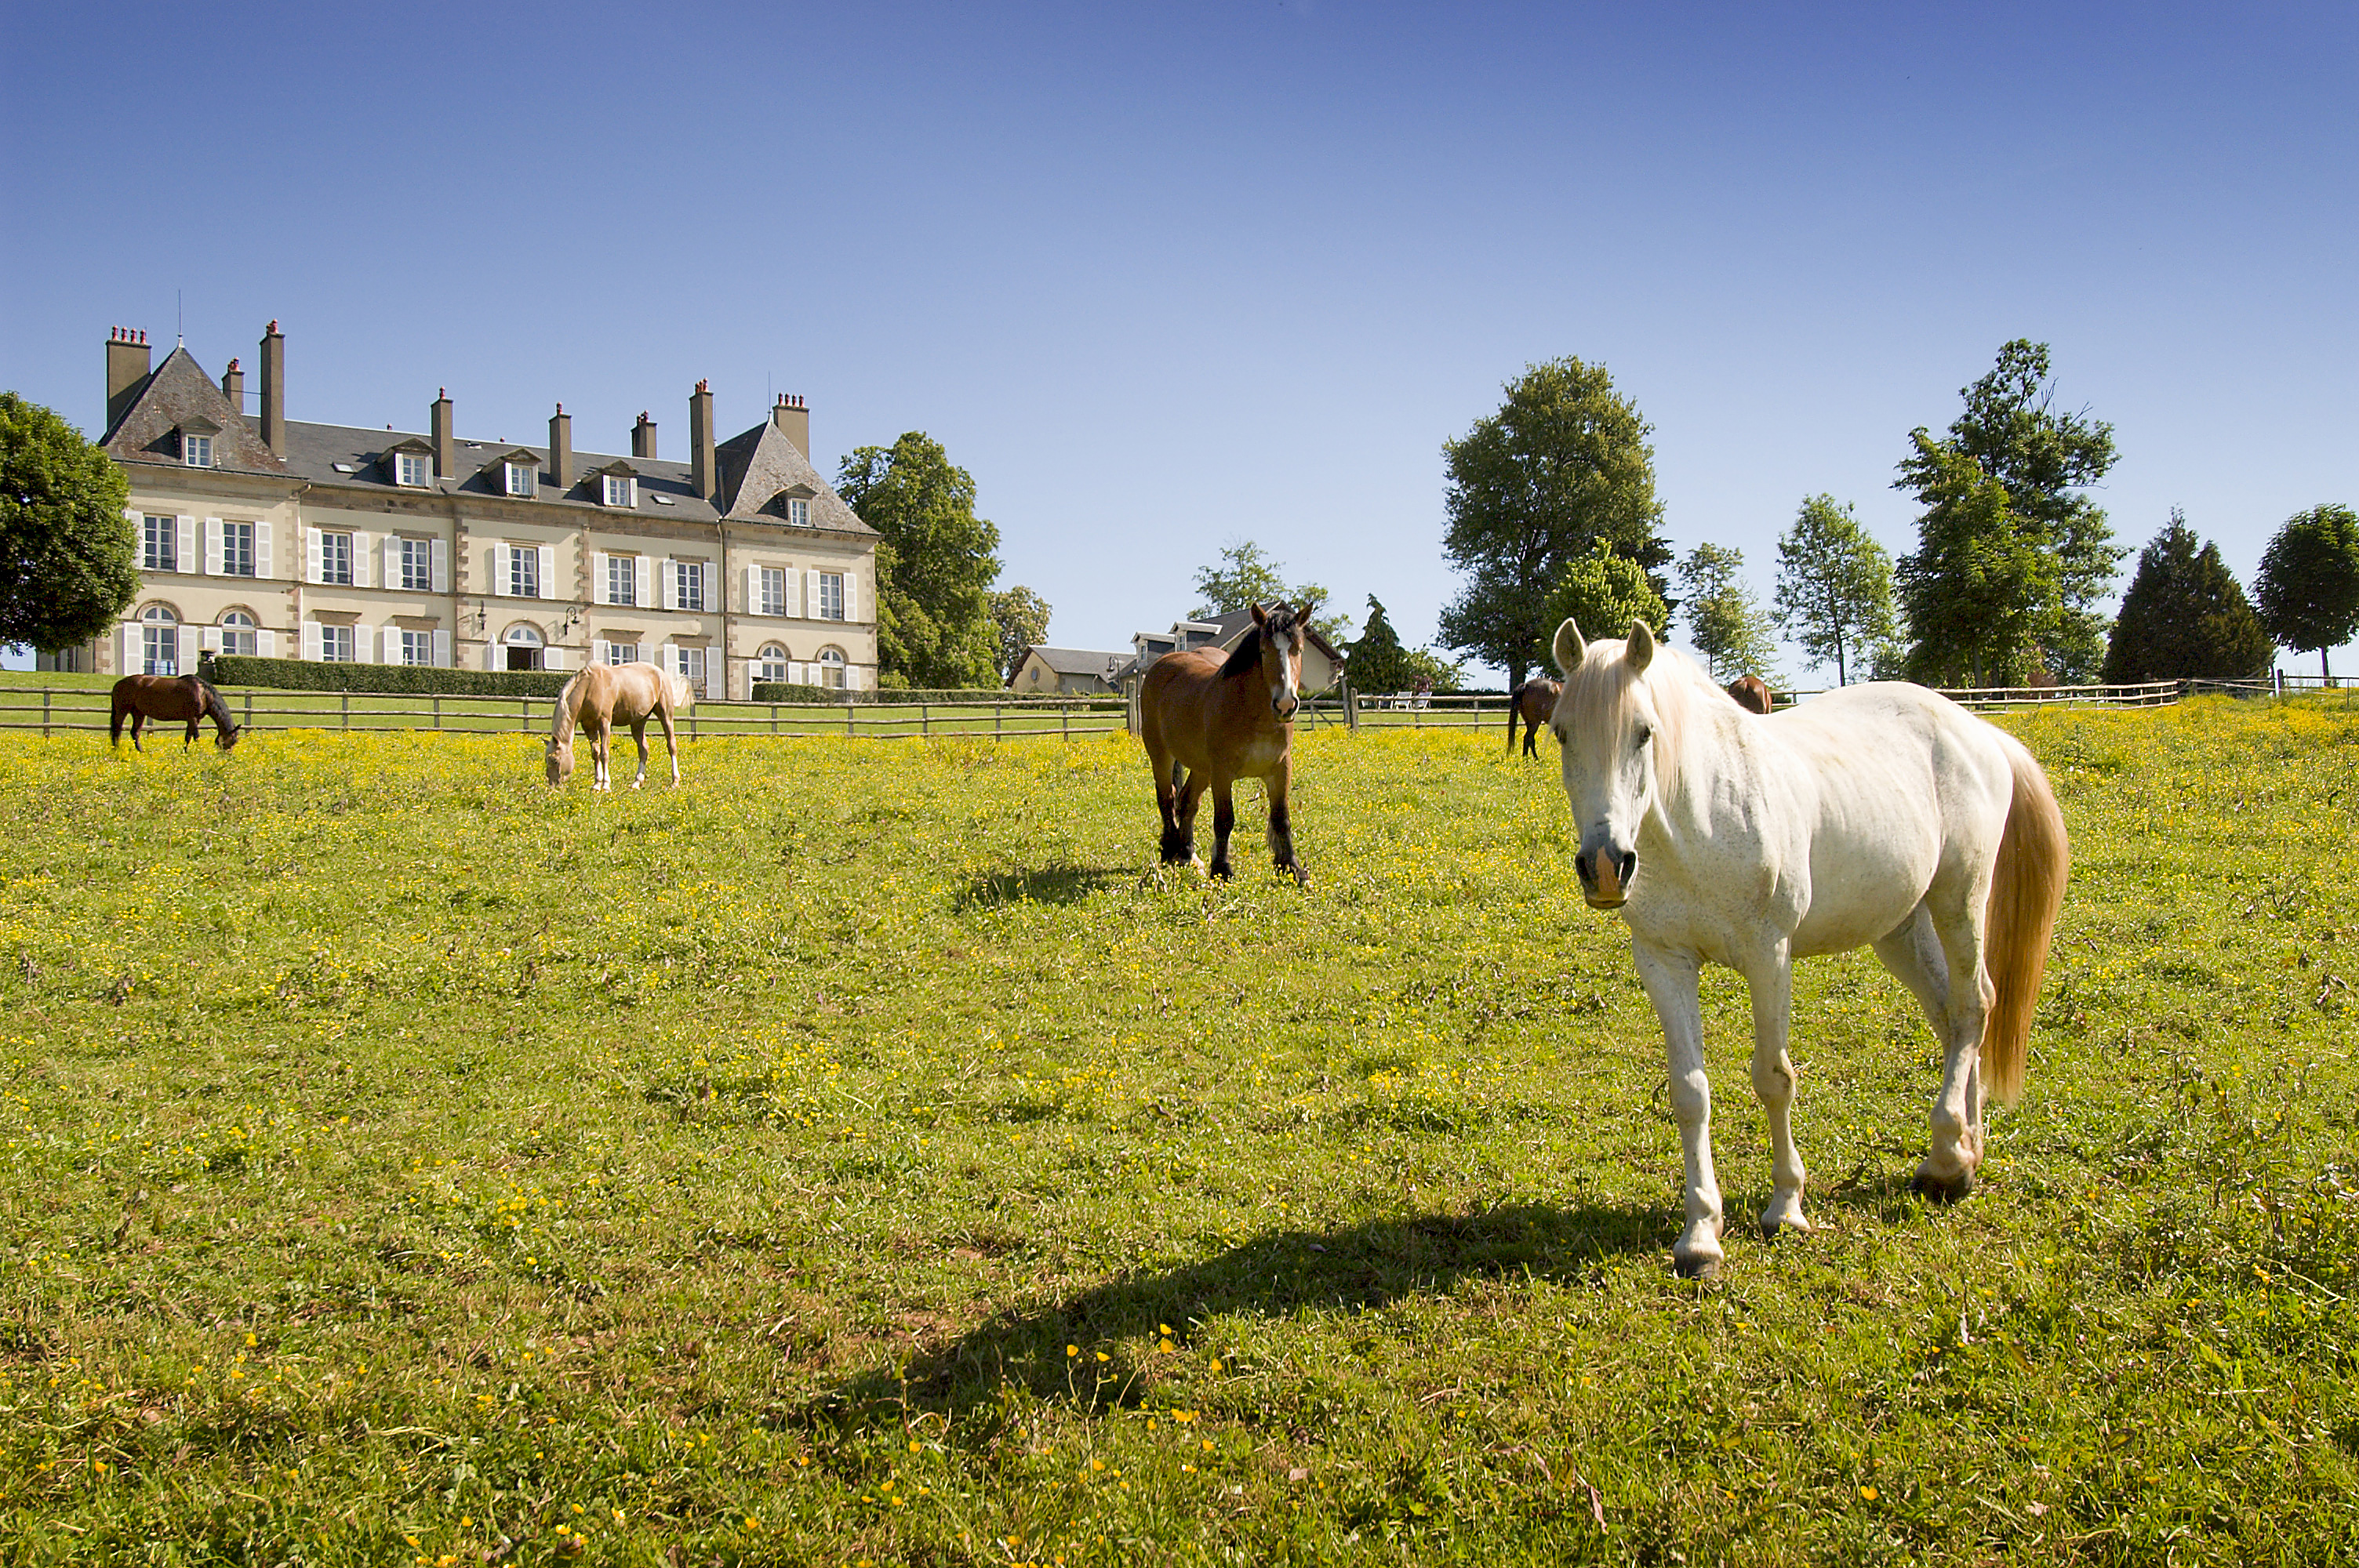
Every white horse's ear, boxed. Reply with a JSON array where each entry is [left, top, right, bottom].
[[1627, 619, 1656, 673], [1552, 618, 1586, 676]]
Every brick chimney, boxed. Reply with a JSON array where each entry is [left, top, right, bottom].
[[258, 321, 285, 456], [220, 357, 244, 412], [431, 389, 454, 478], [631, 411, 658, 460], [771, 392, 809, 459], [105, 327, 151, 433], [548, 404, 573, 491], [689, 380, 716, 503]]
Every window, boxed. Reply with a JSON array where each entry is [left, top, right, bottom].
[[680, 645, 707, 695], [221, 610, 257, 656], [504, 461, 536, 497], [787, 497, 810, 527], [183, 434, 213, 468], [399, 537, 434, 591], [606, 554, 638, 607], [222, 521, 255, 578], [503, 623, 543, 672], [396, 452, 430, 487], [141, 605, 180, 675], [602, 474, 635, 508], [318, 624, 355, 662], [603, 641, 640, 666], [818, 647, 848, 689], [816, 572, 845, 622], [510, 545, 540, 599], [758, 566, 787, 617], [756, 644, 789, 682], [143, 515, 176, 572], [673, 559, 706, 612], [321, 530, 354, 585], [398, 628, 434, 666]]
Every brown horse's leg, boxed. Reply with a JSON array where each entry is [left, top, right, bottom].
[[1267, 760, 1307, 884], [111, 700, 126, 749], [185, 717, 200, 748], [1172, 770, 1209, 868], [1523, 710, 1539, 757], [1153, 753, 1192, 863], [129, 711, 146, 752], [1208, 780, 1237, 880]]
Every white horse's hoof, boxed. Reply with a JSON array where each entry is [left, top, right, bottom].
[[1673, 1247, 1724, 1281]]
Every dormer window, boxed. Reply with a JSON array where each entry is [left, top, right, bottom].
[[505, 461, 536, 498], [396, 452, 430, 487], [602, 474, 637, 508], [183, 434, 213, 468], [788, 498, 810, 527]]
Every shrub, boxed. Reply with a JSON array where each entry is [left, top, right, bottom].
[[205, 654, 570, 698]]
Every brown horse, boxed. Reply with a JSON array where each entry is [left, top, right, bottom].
[[1508, 676, 1562, 756], [111, 674, 240, 752], [1140, 601, 1312, 883], [546, 661, 691, 790], [1725, 674, 1775, 714]]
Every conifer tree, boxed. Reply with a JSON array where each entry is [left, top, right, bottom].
[[2101, 511, 2273, 682]]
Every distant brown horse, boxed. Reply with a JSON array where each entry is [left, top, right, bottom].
[[111, 674, 240, 752], [546, 662, 691, 790], [1508, 676, 1562, 756], [1725, 674, 1775, 714], [1140, 601, 1313, 883]]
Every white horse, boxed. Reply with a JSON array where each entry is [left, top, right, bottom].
[[1549, 619, 2069, 1279], [545, 662, 693, 791]]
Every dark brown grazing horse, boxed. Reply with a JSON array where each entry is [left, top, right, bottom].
[[1508, 676, 1563, 756], [1140, 601, 1312, 884], [1725, 673, 1775, 714], [111, 673, 241, 751]]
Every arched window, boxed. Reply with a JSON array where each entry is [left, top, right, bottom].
[[140, 604, 180, 676], [817, 646, 848, 690], [220, 609, 258, 658], [756, 643, 789, 683], [503, 622, 544, 673]]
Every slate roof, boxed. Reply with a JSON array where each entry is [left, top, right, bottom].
[[1023, 647, 1129, 677], [101, 347, 289, 477]]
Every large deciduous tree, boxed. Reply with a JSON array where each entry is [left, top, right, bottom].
[[987, 585, 1052, 684], [1438, 358, 1671, 690], [1771, 494, 1896, 687], [0, 392, 137, 655], [1540, 540, 1669, 670], [1894, 341, 2125, 687], [2101, 511, 2274, 683], [2253, 504, 2359, 684], [1677, 543, 1779, 681], [837, 433, 1002, 689], [1190, 539, 1342, 642]]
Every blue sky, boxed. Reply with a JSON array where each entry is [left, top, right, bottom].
[[5, 1, 2354, 680]]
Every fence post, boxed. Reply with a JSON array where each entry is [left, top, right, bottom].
[[42, 689, 50, 738], [1062, 701, 1070, 741], [921, 701, 929, 737], [341, 691, 350, 731], [433, 694, 442, 731], [243, 691, 253, 729], [845, 701, 855, 739], [996, 702, 1004, 741]]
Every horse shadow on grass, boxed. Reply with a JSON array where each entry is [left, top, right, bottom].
[[953, 863, 1129, 912], [816, 1199, 1667, 1424]]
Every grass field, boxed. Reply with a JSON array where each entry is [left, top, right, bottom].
[[2, 699, 2356, 1565]]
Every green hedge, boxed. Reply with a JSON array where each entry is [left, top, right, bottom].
[[749, 683, 838, 704], [746, 683, 1121, 706], [205, 654, 570, 699]]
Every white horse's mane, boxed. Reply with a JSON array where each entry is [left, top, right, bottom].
[[1560, 633, 1710, 802]]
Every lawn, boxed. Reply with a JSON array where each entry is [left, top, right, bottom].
[[2, 698, 2355, 1565]]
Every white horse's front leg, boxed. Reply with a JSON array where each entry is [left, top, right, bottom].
[[1633, 942, 1725, 1279], [1743, 949, 1810, 1239]]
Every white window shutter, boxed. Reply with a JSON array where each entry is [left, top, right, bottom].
[[634, 554, 652, 607], [490, 543, 511, 597], [176, 515, 195, 571], [845, 571, 859, 622], [302, 621, 322, 661], [306, 528, 324, 584], [485, 642, 501, 672], [783, 567, 801, 618], [256, 627, 277, 658], [591, 551, 609, 605], [201, 626, 223, 653], [383, 535, 402, 588], [537, 545, 554, 599], [430, 535, 449, 593], [351, 532, 372, 588], [354, 623, 376, 662], [660, 560, 676, 611], [743, 564, 756, 615], [121, 624, 139, 676], [545, 646, 565, 672], [203, 518, 223, 575], [804, 570, 820, 620], [256, 520, 273, 579], [432, 628, 452, 667], [592, 637, 609, 666]]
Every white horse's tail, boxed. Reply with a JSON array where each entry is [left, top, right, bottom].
[[1983, 742, 2070, 1104], [667, 669, 696, 711]]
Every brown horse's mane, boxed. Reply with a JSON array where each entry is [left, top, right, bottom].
[[198, 678, 235, 734], [1219, 604, 1304, 677]]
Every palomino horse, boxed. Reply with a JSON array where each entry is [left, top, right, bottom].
[[546, 662, 692, 790], [1140, 601, 1313, 884], [1548, 618, 2068, 1279], [111, 674, 240, 752], [1507, 676, 1562, 757], [1725, 673, 1774, 714]]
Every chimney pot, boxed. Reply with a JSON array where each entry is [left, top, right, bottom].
[[431, 389, 456, 479], [770, 392, 811, 457], [548, 404, 575, 491], [631, 411, 659, 461], [258, 320, 286, 456], [105, 325, 154, 434], [689, 381, 717, 503]]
